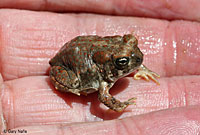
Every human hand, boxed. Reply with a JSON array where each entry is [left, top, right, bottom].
[[0, 0, 200, 135]]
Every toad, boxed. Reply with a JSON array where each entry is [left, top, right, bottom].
[[49, 34, 159, 112]]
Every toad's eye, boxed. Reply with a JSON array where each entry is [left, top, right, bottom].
[[115, 57, 129, 67]]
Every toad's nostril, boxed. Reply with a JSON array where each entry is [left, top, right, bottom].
[[136, 57, 142, 63]]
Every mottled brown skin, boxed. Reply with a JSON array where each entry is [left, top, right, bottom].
[[49, 34, 159, 112]]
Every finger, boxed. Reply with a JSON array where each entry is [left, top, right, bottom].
[[2, 75, 200, 129], [4, 106, 200, 135], [0, 0, 200, 21], [0, 10, 200, 80]]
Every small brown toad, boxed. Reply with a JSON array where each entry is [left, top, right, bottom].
[[49, 34, 159, 112]]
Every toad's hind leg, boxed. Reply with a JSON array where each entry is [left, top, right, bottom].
[[98, 82, 136, 112], [49, 66, 81, 95]]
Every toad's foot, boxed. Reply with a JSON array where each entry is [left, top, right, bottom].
[[99, 82, 137, 112], [134, 64, 160, 85], [99, 94, 137, 112], [125, 97, 137, 106]]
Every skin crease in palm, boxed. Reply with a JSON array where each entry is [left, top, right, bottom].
[[49, 34, 160, 112], [0, 0, 200, 134]]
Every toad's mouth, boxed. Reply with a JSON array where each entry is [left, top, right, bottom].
[[114, 65, 139, 79]]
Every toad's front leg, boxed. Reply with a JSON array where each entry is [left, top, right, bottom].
[[134, 64, 160, 85], [98, 82, 136, 112]]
